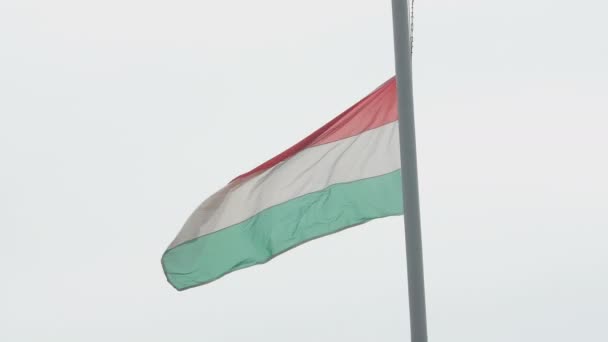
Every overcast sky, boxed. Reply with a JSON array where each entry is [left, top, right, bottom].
[[1, 0, 607, 341]]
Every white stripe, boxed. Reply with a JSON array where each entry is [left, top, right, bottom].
[[169, 121, 400, 249]]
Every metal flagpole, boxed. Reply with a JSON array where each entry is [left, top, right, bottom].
[[391, 1, 428, 342]]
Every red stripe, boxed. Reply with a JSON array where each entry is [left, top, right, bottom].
[[231, 77, 397, 184]]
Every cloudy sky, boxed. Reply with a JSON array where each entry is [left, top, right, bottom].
[[1, 0, 607, 341]]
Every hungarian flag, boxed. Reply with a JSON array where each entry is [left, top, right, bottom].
[[162, 77, 403, 290]]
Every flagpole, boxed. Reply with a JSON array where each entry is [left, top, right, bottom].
[[391, 1, 428, 341]]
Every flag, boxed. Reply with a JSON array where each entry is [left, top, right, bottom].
[[162, 77, 403, 290]]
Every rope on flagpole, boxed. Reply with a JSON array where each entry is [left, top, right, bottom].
[[410, 0, 415, 54]]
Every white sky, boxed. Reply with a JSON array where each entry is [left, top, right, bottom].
[[1, 0, 607, 341]]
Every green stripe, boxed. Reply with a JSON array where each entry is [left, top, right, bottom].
[[162, 170, 403, 290]]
